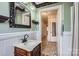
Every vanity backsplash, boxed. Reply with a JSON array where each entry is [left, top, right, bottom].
[[0, 31, 39, 41]]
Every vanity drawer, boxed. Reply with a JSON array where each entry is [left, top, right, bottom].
[[14, 47, 27, 55], [15, 53, 26, 56]]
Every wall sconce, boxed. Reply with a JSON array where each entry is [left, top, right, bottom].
[[32, 20, 39, 25]]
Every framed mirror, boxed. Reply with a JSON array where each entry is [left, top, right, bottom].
[[9, 2, 31, 28]]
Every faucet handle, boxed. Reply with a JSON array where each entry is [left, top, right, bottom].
[[24, 34, 29, 39]]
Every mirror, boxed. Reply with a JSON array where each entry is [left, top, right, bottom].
[[9, 2, 31, 28]]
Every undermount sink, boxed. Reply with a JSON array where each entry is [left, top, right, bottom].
[[15, 39, 41, 51], [22, 40, 39, 48]]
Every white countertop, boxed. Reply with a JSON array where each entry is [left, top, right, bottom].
[[14, 39, 41, 51]]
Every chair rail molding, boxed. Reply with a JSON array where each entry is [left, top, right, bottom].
[[0, 31, 39, 41]]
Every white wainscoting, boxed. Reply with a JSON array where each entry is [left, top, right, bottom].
[[0, 31, 40, 56], [62, 31, 72, 56]]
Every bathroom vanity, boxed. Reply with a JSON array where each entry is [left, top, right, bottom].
[[14, 40, 41, 56]]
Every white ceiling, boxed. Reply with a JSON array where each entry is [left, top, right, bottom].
[[34, 2, 44, 5]]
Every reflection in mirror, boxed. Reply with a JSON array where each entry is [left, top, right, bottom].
[[9, 2, 31, 28]]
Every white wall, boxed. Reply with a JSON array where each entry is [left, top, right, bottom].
[[62, 32, 72, 56], [62, 4, 73, 56]]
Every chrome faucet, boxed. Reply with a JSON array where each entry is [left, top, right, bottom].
[[22, 34, 29, 43]]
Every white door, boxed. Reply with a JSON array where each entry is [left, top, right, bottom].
[[48, 15, 57, 42]]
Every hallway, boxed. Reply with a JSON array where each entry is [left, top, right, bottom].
[[41, 42, 58, 56]]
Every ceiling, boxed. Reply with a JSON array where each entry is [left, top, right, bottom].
[[41, 10, 57, 16], [34, 2, 44, 5], [41, 10, 57, 25], [32, 2, 58, 8]]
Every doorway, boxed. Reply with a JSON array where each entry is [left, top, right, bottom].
[[41, 9, 58, 56], [39, 5, 63, 56], [47, 10, 57, 42]]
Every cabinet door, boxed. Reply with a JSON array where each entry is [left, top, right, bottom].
[[32, 44, 41, 56]]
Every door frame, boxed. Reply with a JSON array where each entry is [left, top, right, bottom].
[[70, 6, 74, 56], [72, 2, 79, 56], [38, 5, 63, 56]]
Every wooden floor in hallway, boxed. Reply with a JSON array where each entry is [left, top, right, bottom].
[[41, 42, 58, 56]]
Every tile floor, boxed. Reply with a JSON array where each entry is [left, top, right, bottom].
[[41, 42, 58, 56]]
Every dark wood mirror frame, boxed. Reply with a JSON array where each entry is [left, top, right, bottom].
[[9, 2, 31, 28]]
